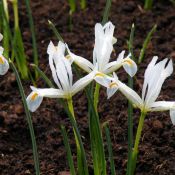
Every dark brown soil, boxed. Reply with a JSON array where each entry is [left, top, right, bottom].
[[0, 0, 175, 174]]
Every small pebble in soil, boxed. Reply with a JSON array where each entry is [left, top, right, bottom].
[[0, 111, 7, 125], [14, 104, 24, 114], [153, 120, 163, 129]]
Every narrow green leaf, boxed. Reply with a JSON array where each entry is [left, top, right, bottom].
[[104, 123, 116, 175], [80, 0, 86, 10], [1, 0, 10, 58], [144, 0, 153, 10], [30, 64, 54, 88], [68, 0, 76, 13], [60, 125, 76, 175], [9, 59, 40, 175], [24, 0, 38, 79], [32, 64, 89, 175], [138, 24, 157, 64], [12, 0, 29, 79], [48, 20, 64, 42], [126, 23, 135, 175], [102, 0, 112, 25]]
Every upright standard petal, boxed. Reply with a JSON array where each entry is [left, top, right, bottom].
[[93, 22, 114, 71], [48, 43, 64, 90], [0, 55, 9, 75], [55, 57, 72, 92], [143, 58, 173, 106]]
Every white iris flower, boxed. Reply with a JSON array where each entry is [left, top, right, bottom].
[[66, 22, 137, 80], [27, 41, 95, 112], [0, 33, 9, 75], [96, 56, 175, 124]]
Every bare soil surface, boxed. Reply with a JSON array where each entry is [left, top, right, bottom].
[[0, 0, 175, 174]]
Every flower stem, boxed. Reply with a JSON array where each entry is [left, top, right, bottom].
[[67, 98, 84, 175], [94, 83, 100, 113], [131, 111, 146, 175]]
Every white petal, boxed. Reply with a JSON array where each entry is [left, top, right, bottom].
[[0, 47, 4, 55], [47, 41, 56, 55], [142, 56, 158, 100], [170, 109, 175, 125], [103, 21, 115, 40], [93, 22, 114, 71], [57, 41, 66, 55], [66, 44, 94, 73], [26, 91, 43, 112], [55, 57, 72, 92], [144, 58, 173, 106], [112, 37, 117, 45], [116, 80, 142, 108], [107, 85, 118, 99], [0, 55, 9, 75], [94, 72, 112, 87], [71, 71, 95, 96], [116, 50, 125, 63], [30, 86, 65, 98], [104, 50, 128, 74], [0, 33, 3, 41], [150, 101, 175, 111], [122, 58, 137, 77], [48, 52, 62, 89]]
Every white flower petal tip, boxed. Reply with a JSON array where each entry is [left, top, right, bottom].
[[47, 41, 56, 55], [170, 109, 175, 125], [107, 82, 119, 99], [0, 56, 9, 75], [26, 91, 43, 112], [0, 33, 3, 41], [122, 58, 137, 77], [112, 37, 117, 45]]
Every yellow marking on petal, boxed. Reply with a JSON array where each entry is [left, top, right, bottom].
[[66, 55, 71, 59], [109, 82, 118, 88], [95, 72, 105, 77], [0, 56, 4, 64], [31, 92, 38, 101], [123, 59, 133, 66]]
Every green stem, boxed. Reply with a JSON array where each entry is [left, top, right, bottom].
[[12, 0, 19, 29], [93, 83, 100, 113], [9, 59, 40, 175], [24, 0, 38, 79], [126, 23, 135, 175], [67, 98, 75, 119], [131, 111, 147, 175], [67, 98, 84, 175]]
